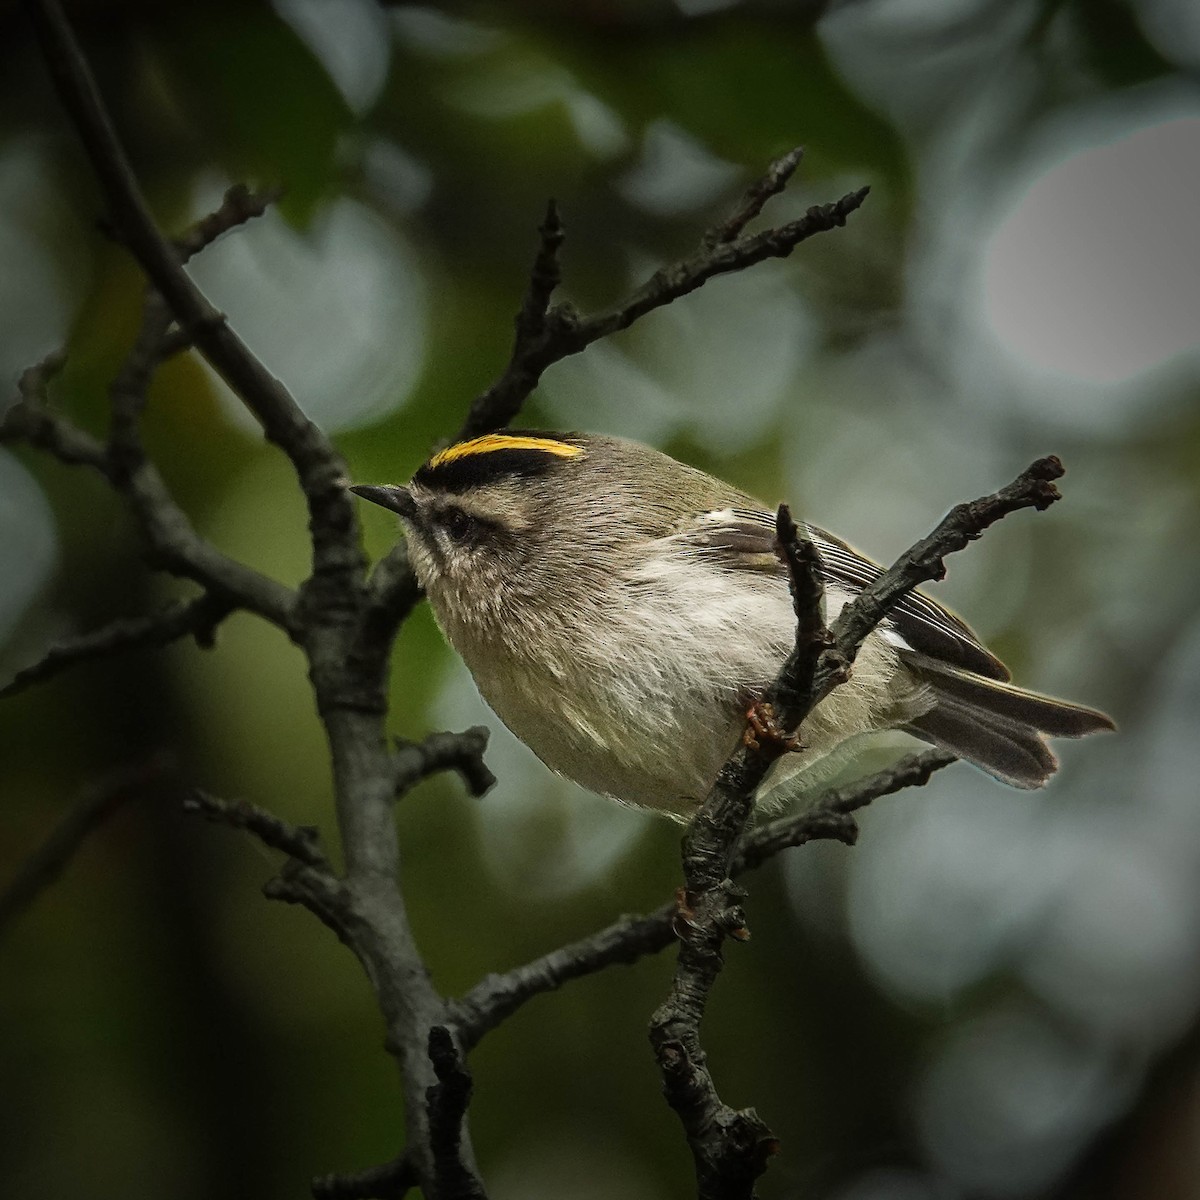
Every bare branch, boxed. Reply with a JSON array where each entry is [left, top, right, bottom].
[[5, 319, 296, 628], [312, 1154, 416, 1200], [2, 353, 107, 471], [182, 788, 352, 941], [449, 750, 956, 1049], [814, 455, 1065, 698], [425, 1027, 488, 1200], [646, 458, 1068, 1197], [354, 540, 424, 665], [734, 748, 956, 872], [183, 789, 331, 870], [394, 728, 495, 801], [514, 199, 565, 350], [453, 904, 676, 1050], [0, 758, 166, 939], [174, 183, 281, 261], [1, 593, 235, 701], [456, 168, 867, 439], [770, 502, 845, 724], [702, 145, 805, 247], [25, 0, 359, 586]]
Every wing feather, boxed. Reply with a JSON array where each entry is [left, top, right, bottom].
[[673, 507, 1010, 681]]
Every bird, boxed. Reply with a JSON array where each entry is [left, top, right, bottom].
[[350, 431, 1114, 820]]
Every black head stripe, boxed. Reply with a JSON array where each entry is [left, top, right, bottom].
[[414, 432, 584, 493]]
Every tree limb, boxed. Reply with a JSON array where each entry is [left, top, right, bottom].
[[702, 145, 806, 247], [3, 326, 297, 629], [647, 457, 1066, 1197], [24, 0, 360, 590], [393, 728, 495, 801], [425, 1027, 488, 1200], [2, 353, 107, 471], [449, 748, 956, 1050], [814, 455, 1064, 698], [456, 149, 867, 440], [312, 1154, 417, 1200], [0, 593, 235, 700], [0, 758, 167, 939]]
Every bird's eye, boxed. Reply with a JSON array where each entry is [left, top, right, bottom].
[[442, 507, 477, 543]]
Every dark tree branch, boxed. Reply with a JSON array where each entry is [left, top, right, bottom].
[[646, 458, 1066, 1197], [425, 1027, 489, 1200], [453, 904, 676, 1051], [769, 503, 846, 725], [312, 1154, 417, 1200], [0, 593, 235, 700], [646, 506, 831, 1197], [0, 758, 166, 938], [355, 539, 424, 668], [173, 182, 281, 260], [3, 315, 296, 628], [813, 455, 1065, 698], [2, 353, 107, 471], [449, 749, 955, 1050], [25, 4, 461, 1186], [182, 789, 354, 942], [394, 728, 495, 801], [733, 747, 957, 872], [24, 0, 359, 589], [183, 789, 332, 870], [456, 148, 866, 439], [514, 199, 565, 351], [702, 145, 806, 247]]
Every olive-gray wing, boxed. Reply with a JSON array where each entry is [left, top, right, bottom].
[[675, 507, 1010, 681]]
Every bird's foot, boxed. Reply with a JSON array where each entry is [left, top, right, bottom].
[[742, 700, 801, 759]]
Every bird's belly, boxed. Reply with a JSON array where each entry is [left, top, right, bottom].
[[440, 574, 926, 818], [467, 649, 743, 816]]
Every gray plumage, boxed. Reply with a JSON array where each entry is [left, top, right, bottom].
[[352, 432, 1113, 818]]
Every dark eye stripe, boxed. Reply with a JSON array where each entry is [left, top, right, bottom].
[[443, 508, 476, 541]]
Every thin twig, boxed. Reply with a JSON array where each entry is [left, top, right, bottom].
[[734, 748, 957, 873], [0, 594, 235, 700], [174, 183, 281, 261], [425, 1027, 489, 1200], [2, 353, 107, 471], [183, 789, 331, 870], [449, 749, 955, 1049], [183, 789, 350, 939], [702, 145, 805, 247], [814, 455, 1065, 697], [312, 1155, 417, 1200], [514, 199, 565, 350], [646, 457, 1067, 1198], [456, 158, 866, 439], [452, 905, 677, 1050], [770, 503, 844, 727], [0, 758, 166, 938], [4, 328, 295, 628], [394, 728, 495, 800], [25, 0, 359, 589]]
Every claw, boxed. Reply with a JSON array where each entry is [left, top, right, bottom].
[[742, 700, 802, 758]]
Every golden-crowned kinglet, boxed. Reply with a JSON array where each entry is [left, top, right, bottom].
[[351, 432, 1113, 818]]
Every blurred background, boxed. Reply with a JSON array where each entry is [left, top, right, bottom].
[[2, 1, 1199, 1197]]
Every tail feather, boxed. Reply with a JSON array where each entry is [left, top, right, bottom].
[[900, 650, 1114, 787], [904, 700, 1058, 789], [903, 651, 1115, 739]]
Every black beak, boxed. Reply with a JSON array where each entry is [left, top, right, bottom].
[[349, 483, 418, 521]]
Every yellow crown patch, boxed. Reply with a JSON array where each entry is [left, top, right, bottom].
[[428, 434, 584, 470]]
